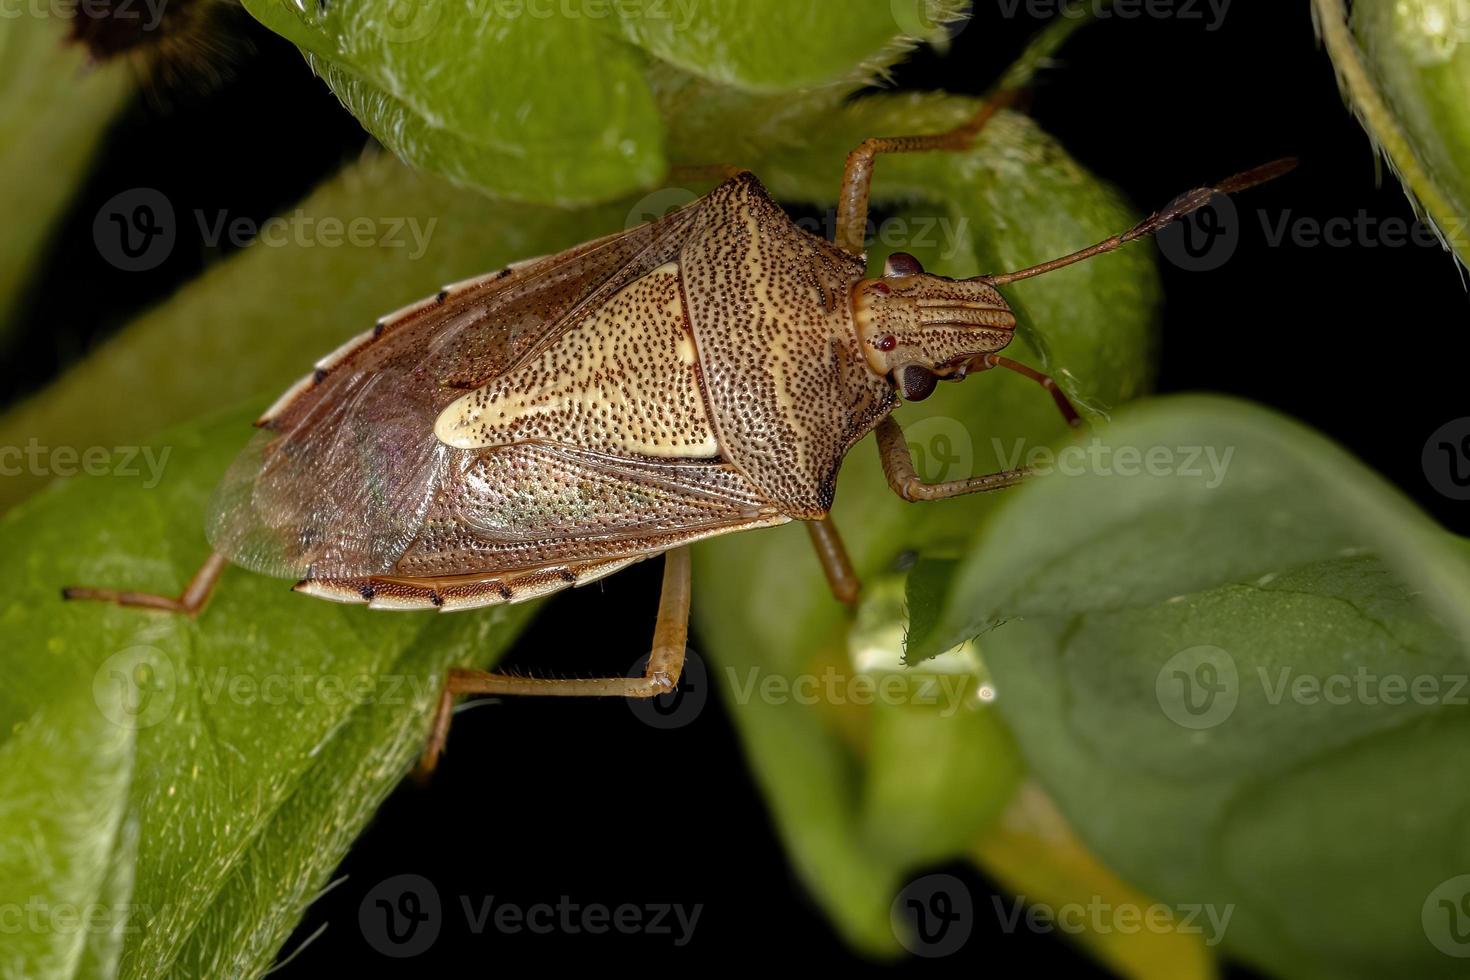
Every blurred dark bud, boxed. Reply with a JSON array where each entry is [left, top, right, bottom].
[[66, 0, 251, 96]]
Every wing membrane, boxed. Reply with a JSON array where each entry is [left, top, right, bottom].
[[390, 443, 783, 579]]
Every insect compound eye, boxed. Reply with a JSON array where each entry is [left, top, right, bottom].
[[897, 364, 938, 402], [884, 252, 925, 277]]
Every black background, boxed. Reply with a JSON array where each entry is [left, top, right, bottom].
[[11, 1, 1467, 974]]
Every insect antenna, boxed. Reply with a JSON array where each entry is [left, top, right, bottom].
[[980, 158, 1298, 286]]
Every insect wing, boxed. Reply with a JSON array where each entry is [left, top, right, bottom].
[[206, 374, 447, 579], [389, 443, 785, 579], [207, 200, 708, 580]]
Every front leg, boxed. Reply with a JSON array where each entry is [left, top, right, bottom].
[[877, 417, 1032, 503], [833, 92, 1018, 256], [966, 354, 1083, 429]]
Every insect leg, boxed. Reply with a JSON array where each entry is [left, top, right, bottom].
[[416, 547, 692, 777], [833, 91, 1019, 256], [61, 550, 229, 616], [877, 417, 1032, 503], [805, 518, 861, 607], [966, 354, 1083, 428]]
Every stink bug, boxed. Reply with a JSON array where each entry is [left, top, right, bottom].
[[64, 99, 1294, 772]]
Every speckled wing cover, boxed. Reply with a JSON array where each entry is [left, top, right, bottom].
[[206, 190, 785, 588]]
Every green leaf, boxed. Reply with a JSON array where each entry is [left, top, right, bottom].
[[0, 407, 537, 977], [0, 16, 133, 338], [240, 0, 665, 203], [1316, 0, 1470, 267], [652, 4, 1106, 181], [615, 0, 965, 92], [0, 675, 134, 979], [912, 395, 1470, 978], [240, 0, 964, 203], [692, 93, 1160, 953]]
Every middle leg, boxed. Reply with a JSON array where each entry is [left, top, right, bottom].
[[417, 547, 692, 775]]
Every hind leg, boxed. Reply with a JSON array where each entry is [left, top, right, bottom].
[[62, 551, 229, 616]]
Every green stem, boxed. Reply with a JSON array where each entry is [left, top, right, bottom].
[[993, 0, 1115, 93], [1311, 0, 1467, 266]]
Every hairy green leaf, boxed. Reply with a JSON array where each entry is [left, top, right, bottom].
[[241, 0, 666, 203], [239, 0, 964, 202], [615, 0, 964, 92], [0, 677, 134, 979], [1316, 0, 1470, 267], [0, 408, 536, 978]]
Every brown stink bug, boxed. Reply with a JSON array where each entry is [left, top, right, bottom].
[[64, 100, 1294, 772]]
